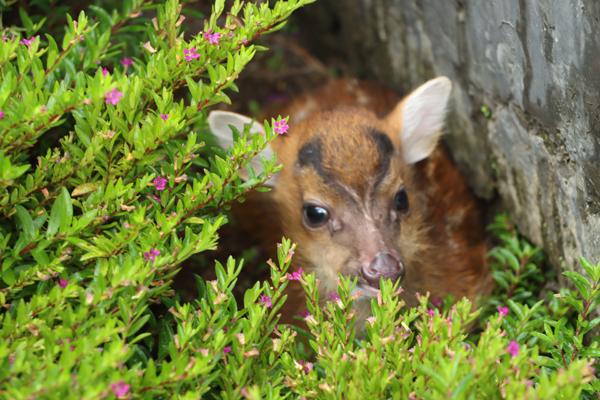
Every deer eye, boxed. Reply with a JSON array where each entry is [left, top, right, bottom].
[[393, 189, 409, 213], [303, 204, 330, 228]]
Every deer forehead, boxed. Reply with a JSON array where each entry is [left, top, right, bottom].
[[278, 110, 405, 209]]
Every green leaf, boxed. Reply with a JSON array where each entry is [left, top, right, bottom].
[[72, 182, 98, 197], [15, 205, 35, 240], [2, 269, 16, 286], [128, 315, 151, 338], [30, 247, 50, 266], [580, 257, 600, 282], [47, 187, 73, 237], [563, 271, 591, 299], [19, 8, 35, 34]]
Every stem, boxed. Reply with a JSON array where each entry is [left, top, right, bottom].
[[568, 297, 593, 364], [0, 105, 76, 150], [506, 255, 529, 299]]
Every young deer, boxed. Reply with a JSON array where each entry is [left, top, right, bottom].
[[208, 77, 491, 321]]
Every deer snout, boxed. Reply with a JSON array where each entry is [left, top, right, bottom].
[[361, 252, 405, 288]]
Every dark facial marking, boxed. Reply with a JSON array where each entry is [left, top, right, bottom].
[[297, 138, 331, 183], [368, 129, 395, 187], [296, 137, 360, 205]]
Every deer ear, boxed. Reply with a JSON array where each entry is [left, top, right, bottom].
[[387, 77, 452, 164], [208, 110, 277, 186]]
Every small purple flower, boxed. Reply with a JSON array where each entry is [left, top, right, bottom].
[[21, 36, 36, 46], [160, 113, 169, 121], [431, 297, 443, 308], [427, 309, 435, 317], [153, 176, 168, 191], [121, 57, 133, 67], [260, 294, 272, 308], [507, 340, 520, 358], [203, 30, 222, 45], [110, 381, 130, 399], [105, 88, 123, 105], [143, 248, 160, 263], [298, 309, 311, 318], [101, 67, 109, 77], [328, 292, 340, 302], [298, 360, 313, 374], [58, 278, 68, 289], [497, 306, 509, 317], [223, 346, 232, 354], [0, 110, 4, 119], [273, 117, 289, 135], [183, 47, 200, 61], [287, 268, 304, 281], [525, 380, 534, 388]]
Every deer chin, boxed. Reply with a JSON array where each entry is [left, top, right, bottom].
[[352, 283, 381, 298]]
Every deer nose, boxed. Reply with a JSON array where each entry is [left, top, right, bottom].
[[361, 252, 405, 287]]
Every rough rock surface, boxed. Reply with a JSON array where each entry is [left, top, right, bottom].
[[306, 0, 600, 274]]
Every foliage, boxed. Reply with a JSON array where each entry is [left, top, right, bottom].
[[272, 216, 600, 399], [0, 0, 313, 398], [0, 1, 598, 399], [482, 215, 600, 397]]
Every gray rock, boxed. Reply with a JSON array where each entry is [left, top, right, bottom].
[[307, 0, 600, 275]]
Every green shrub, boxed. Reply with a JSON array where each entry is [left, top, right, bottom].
[[0, 1, 598, 399], [0, 0, 311, 398]]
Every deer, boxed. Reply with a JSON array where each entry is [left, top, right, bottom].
[[208, 77, 492, 323]]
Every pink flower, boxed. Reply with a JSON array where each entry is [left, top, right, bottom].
[[223, 346, 232, 354], [101, 67, 109, 77], [110, 381, 130, 399], [105, 88, 123, 105], [431, 297, 443, 308], [160, 113, 169, 121], [21, 36, 36, 46], [298, 360, 313, 374], [260, 294, 272, 308], [328, 292, 340, 302], [273, 117, 289, 135], [497, 306, 509, 317], [507, 340, 520, 358], [203, 30, 221, 45], [287, 268, 304, 281], [121, 57, 133, 67], [183, 47, 200, 61], [0, 110, 4, 119], [427, 309, 435, 317], [58, 278, 68, 289], [143, 248, 160, 263], [153, 176, 168, 191]]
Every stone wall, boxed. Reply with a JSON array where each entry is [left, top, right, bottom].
[[307, 0, 600, 273]]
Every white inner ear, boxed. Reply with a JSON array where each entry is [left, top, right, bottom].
[[400, 77, 452, 164], [208, 110, 277, 186]]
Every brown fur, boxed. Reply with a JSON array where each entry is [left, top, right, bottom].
[[236, 79, 491, 322]]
